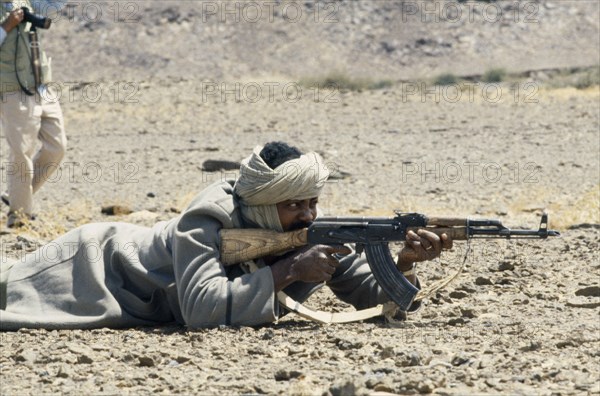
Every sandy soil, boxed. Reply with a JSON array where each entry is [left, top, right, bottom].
[[0, 1, 599, 395]]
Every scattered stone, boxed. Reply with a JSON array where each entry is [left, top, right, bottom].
[[379, 346, 395, 359], [14, 235, 43, 250], [566, 297, 600, 309], [373, 378, 395, 393], [101, 205, 133, 216], [274, 369, 303, 381], [336, 338, 364, 350], [449, 290, 469, 299], [67, 344, 94, 364], [261, 329, 275, 340], [138, 356, 155, 367], [287, 346, 305, 355], [175, 355, 191, 364], [14, 350, 37, 364], [365, 376, 385, 389], [568, 223, 600, 230], [522, 205, 545, 213], [394, 351, 422, 367], [460, 307, 478, 318], [329, 379, 358, 396], [56, 365, 71, 378], [520, 341, 542, 352], [120, 353, 137, 363], [201, 160, 241, 172], [457, 284, 477, 293], [37, 370, 50, 377], [429, 127, 448, 132], [485, 377, 501, 389], [556, 340, 578, 349], [475, 276, 494, 286], [407, 352, 422, 366], [166, 360, 179, 367], [495, 208, 508, 216], [90, 344, 111, 352], [498, 261, 515, 271], [77, 354, 94, 364], [575, 285, 600, 297], [451, 353, 469, 366], [0, 227, 12, 235], [418, 380, 435, 393], [380, 40, 396, 53], [447, 317, 467, 326]]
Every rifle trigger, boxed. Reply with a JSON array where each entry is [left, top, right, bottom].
[[355, 244, 364, 255]]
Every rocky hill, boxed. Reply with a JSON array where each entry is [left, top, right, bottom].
[[42, 0, 599, 82]]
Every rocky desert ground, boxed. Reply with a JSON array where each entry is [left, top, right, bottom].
[[0, 1, 599, 395]]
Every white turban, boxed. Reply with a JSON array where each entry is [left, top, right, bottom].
[[234, 146, 329, 231]]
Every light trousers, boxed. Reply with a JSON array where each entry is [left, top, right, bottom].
[[0, 88, 67, 215]]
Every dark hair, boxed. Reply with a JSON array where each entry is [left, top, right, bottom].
[[259, 141, 303, 169]]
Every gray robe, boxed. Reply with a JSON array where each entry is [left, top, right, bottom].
[[0, 180, 399, 330]]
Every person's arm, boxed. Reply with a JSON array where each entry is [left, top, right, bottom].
[[172, 212, 283, 329], [0, 8, 24, 45]]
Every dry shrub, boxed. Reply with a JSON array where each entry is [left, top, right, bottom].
[[548, 185, 600, 229], [300, 72, 393, 92], [507, 185, 599, 231], [482, 68, 507, 83], [433, 73, 458, 86], [12, 199, 97, 241]]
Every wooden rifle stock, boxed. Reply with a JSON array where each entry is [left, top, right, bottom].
[[220, 228, 308, 265]]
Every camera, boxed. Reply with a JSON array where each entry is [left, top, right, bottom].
[[21, 7, 51, 30]]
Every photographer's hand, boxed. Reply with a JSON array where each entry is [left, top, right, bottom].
[[1, 8, 24, 34]]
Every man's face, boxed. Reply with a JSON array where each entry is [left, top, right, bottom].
[[276, 197, 318, 232]]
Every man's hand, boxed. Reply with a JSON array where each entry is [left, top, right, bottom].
[[1, 8, 24, 33], [288, 244, 351, 283], [271, 244, 351, 291], [397, 229, 453, 269]]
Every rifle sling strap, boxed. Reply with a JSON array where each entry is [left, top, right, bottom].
[[246, 261, 396, 324], [414, 240, 471, 302]]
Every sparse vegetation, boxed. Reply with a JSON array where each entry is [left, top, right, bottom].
[[301, 72, 393, 92], [550, 185, 600, 229], [542, 66, 600, 89], [433, 73, 459, 86], [482, 68, 507, 83], [574, 68, 600, 89]]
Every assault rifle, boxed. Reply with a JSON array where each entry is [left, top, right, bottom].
[[220, 212, 560, 311]]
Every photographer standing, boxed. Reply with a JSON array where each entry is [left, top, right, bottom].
[[0, 0, 67, 228]]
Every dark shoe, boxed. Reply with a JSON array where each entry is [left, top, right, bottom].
[[0, 192, 8, 207], [6, 212, 35, 229]]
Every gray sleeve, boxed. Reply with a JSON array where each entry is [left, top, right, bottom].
[[172, 212, 278, 328], [327, 251, 422, 312]]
